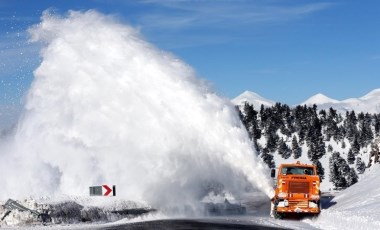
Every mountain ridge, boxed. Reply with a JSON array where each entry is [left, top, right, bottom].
[[233, 89, 380, 113]]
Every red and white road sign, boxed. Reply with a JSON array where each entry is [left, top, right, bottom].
[[90, 185, 116, 196], [102, 185, 115, 196]]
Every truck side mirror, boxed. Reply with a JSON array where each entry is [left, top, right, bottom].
[[270, 169, 276, 178]]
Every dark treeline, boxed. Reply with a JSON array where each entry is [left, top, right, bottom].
[[238, 102, 380, 189]]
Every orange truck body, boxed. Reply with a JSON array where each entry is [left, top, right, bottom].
[[271, 161, 321, 217]]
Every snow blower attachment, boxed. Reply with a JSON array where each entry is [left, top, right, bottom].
[[270, 161, 321, 219]]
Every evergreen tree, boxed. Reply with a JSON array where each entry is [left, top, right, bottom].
[[298, 128, 306, 145], [325, 107, 339, 141], [235, 101, 380, 188], [351, 136, 360, 156], [368, 142, 380, 167], [242, 103, 261, 140], [346, 168, 358, 186], [329, 152, 348, 189], [278, 138, 291, 159], [335, 126, 345, 143], [319, 109, 327, 123], [286, 109, 296, 134], [307, 118, 326, 161], [344, 110, 358, 143], [313, 159, 325, 181], [374, 114, 380, 136], [261, 148, 275, 168], [347, 149, 355, 164], [291, 135, 302, 159], [356, 157, 366, 174], [266, 131, 279, 152], [363, 114, 374, 146]]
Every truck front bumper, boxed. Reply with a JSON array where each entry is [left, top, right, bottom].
[[276, 199, 320, 213]]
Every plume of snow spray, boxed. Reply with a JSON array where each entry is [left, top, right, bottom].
[[0, 10, 273, 214]]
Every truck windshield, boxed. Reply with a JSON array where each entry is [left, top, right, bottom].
[[281, 167, 314, 175]]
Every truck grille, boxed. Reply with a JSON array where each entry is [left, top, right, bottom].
[[289, 182, 309, 193], [289, 200, 308, 208]]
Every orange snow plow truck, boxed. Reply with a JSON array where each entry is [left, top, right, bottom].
[[270, 161, 321, 218]]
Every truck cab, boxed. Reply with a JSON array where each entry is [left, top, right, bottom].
[[271, 161, 321, 218]]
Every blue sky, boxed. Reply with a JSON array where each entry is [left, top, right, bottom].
[[1, 0, 380, 128]]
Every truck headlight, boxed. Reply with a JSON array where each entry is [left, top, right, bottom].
[[278, 192, 288, 198], [310, 194, 320, 200]]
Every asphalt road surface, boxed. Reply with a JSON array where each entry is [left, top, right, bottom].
[[92, 192, 335, 230], [99, 219, 291, 230], [95, 194, 292, 230]]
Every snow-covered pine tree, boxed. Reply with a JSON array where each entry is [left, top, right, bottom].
[[329, 152, 348, 189], [351, 136, 360, 156], [325, 108, 339, 141], [344, 110, 358, 143], [368, 142, 380, 167], [329, 154, 337, 184], [356, 157, 366, 174], [266, 130, 278, 153], [242, 103, 261, 140], [261, 147, 275, 168], [307, 117, 325, 162], [357, 112, 373, 147], [291, 135, 302, 159], [347, 149, 355, 164], [278, 138, 291, 159], [374, 114, 380, 136], [313, 159, 325, 181], [346, 168, 358, 186]]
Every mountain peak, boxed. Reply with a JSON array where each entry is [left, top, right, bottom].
[[232, 91, 275, 108], [301, 93, 338, 106]]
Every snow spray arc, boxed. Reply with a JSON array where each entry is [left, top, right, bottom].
[[1, 10, 273, 214]]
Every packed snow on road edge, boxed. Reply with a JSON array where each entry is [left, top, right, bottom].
[[305, 164, 380, 229]]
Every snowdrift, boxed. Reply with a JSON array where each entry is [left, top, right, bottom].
[[308, 165, 380, 229]]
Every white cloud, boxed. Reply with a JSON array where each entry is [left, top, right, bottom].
[[134, 0, 333, 48], [138, 0, 333, 29]]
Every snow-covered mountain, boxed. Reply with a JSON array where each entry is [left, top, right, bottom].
[[233, 89, 380, 113], [301, 89, 380, 113], [232, 91, 275, 109], [301, 93, 339, 106]]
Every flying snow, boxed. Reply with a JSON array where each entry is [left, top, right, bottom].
[[0, 10, 273, 214]]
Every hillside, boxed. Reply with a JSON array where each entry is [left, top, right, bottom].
[[237, 102, 380, 191]]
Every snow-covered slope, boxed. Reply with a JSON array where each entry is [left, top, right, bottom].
[[232, 91, 275, 109], [308, 165, 380, 229], [301, 89, 380, 113]]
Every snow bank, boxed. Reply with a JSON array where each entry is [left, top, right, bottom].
[[307, 164, 380, 229], [0, 196, 153, 227]]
